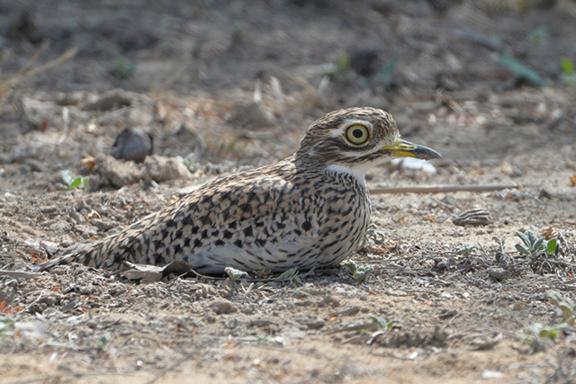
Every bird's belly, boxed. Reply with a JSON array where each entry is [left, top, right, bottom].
[[186, 198, 370, 274], [315, 196, 371, 268], [187, 239, 320, 274]]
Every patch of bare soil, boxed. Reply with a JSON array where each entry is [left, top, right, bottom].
[[1, 1, 576, 383]]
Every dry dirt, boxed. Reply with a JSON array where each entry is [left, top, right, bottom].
[[1, 1, 576, 383]]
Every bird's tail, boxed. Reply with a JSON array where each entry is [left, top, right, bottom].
[[36, 211, 164, 272], [35, 244, 95, 271], [36, 237, 135, 271], [34, 242, 109, 272]]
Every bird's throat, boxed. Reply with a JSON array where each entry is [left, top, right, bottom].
[[325, 164, 367, 186]]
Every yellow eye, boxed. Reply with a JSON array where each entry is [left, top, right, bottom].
[[345, 124, 370, 145]]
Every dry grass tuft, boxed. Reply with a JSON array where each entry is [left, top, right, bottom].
[[0, 44, 76, 104]]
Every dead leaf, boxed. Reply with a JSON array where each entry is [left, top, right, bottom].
[[121, 263, 164, 283], [0, 300, 24, 315], [422, 213, 437, 223], [540, 226, 557, 240], [29, 251, 47, 264], [121, 260, 192, 283], [80, 155, 97, 171]]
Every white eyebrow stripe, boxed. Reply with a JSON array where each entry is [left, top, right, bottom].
[[329, 119, 373, 138], [329, 126, 346, 137]]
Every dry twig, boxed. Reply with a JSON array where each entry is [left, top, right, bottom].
[[0, 270, 43, 279], [0, 46, 77, 104], [371, 184, 521, 194]]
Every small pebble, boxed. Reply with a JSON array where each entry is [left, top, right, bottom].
[[297, 317, 325, 330], [433, 258, 450, 272], [438, 309, 458, 320], [481, 369, 503, 380], [487, 267, 508, 282], [209, 299, 237, 315]]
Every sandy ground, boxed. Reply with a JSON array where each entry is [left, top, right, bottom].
[[1, 1, 576, 383]]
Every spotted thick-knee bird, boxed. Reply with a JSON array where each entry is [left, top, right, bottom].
[[40, 107, 440, 274]]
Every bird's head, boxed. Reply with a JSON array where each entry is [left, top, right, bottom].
[[296, 107, 440, 176]]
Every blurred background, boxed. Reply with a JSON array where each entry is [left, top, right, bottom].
[[0, 0, 575, 185]]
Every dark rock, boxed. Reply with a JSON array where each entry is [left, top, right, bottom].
[[6, 10, 43, 44], [426, 0, 464, 15], [349, 49, 380, 78], [111, 127, 153, 163]]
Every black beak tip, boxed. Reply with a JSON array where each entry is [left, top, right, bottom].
[[416, 146, 442, 160]]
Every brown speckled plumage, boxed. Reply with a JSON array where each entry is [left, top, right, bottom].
[[41, 107, 440, 274]]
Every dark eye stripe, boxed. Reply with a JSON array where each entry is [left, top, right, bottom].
[[321, 137, 377, 154], [348, 151, 383, 163]]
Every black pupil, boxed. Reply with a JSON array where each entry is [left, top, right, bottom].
[[352, 129, 364, 139]]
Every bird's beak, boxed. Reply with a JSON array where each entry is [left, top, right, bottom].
[[382, 139, 441, 160]]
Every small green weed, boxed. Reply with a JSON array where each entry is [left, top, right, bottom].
[[368, 315, 395, 331], [527, 25, 549, 45], [455, 243, 477, 256], [515, 230, 557, 258], [111, 57, 136, 80], [560, 57, 576, 86], [224, 266, 249, 281], [274, 267, 303, 285], [496, 54, 548, 87], [525, 290, 575, 352], [515, 230, 563, 274], [332, 54, 351, 78], [60, 170, 89, 191], [342, 260, 374, 282], [0, 315, 14, 337], [547, 290, 575, 327]]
